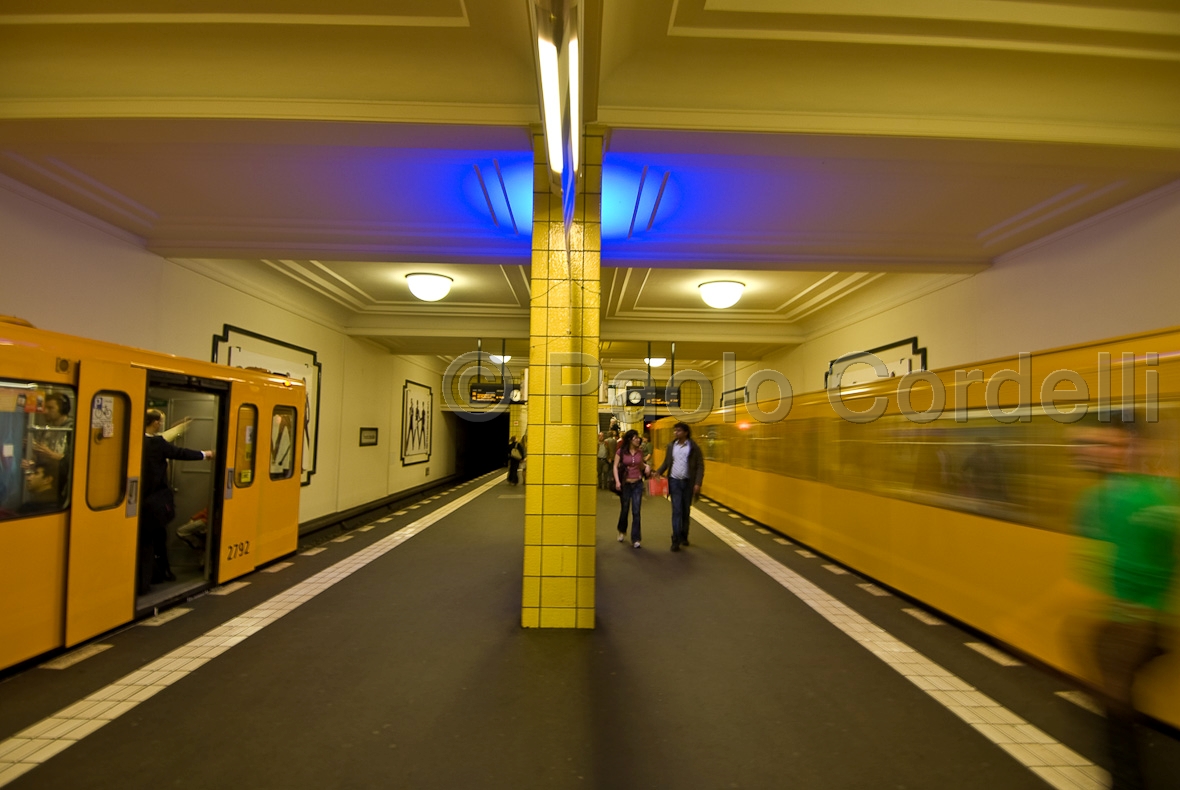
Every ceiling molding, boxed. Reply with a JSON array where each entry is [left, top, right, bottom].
[[800, 273, 973, 342], [0, 98, 538, 125], [0, 170, 146, 248], [168, 258, 350, 332], [604, 257, 991, 274], [601, 318, 805, 345], [0, 13, 471, 27], [995, 177, 1180, 265], [669, 0, 1180, 61], [595, 106, 1180, 149]]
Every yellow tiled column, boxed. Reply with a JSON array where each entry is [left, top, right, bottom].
[[522, 131, 602, 629]]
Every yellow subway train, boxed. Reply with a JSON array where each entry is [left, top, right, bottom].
[[654, 327, 1180, 729], [0, 318, 303, 672]]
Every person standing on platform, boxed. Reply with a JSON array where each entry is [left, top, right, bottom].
[[139, 409, 213, 593], [655, 421, 705, 551], [507, 435, 525, 486], [613, 429, 650, 548], [602, 431, 618, 487], [596, 432, 610, 489], [1071, 419, 1178, 790]]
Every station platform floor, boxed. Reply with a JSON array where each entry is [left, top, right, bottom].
[[1, 470, 1179, 790]]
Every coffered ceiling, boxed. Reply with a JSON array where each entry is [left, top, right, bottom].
[[1, 0, 1178, 374]]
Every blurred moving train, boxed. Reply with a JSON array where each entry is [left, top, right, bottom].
[[0, 318, 303, 672], [655, 327, 1180, 729]]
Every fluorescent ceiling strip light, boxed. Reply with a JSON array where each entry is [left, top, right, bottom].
[[538, 38, 563, 176], [569, 35, 579, 173]]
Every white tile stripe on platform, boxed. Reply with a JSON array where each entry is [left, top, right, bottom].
[[903, 608, 945, 626], [38, 645, 112, 670], [967, 642, 1025, 667], [137, 608, 192, 626], [0, 473, 508, 788], [691, 510, 1107, 790], [1055, 692, 1104, 717]]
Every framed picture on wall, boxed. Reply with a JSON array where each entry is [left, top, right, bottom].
[[402, 380, 432, 465], [212, 325, 321, 486]]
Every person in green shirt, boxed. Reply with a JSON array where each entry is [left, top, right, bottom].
[[1072, 421, 1179, 790]]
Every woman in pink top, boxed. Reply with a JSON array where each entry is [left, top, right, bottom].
[[613, 429, 651, 548]]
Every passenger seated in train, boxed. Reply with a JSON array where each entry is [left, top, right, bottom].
[[20, 459, 64, 515], [31, 392, 73, 465]]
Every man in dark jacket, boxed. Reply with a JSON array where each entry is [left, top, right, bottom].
[[139, 409, 213, 593], [655, 421, 705, 551]]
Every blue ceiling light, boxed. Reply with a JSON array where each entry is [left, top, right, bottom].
[[460, 155, 533, 236], [601, 156, 679, 241]]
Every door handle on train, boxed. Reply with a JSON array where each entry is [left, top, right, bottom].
[[126, 477, 139, 518], [225, 468, 234, 500]]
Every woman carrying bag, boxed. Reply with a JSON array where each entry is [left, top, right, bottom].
[[614, 429, 651, 548]]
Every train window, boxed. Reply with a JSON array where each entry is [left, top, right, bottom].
[[0, 382, 76, 520], [235, 404, 258, 487], [269, 406, 297, 480], [86, 391, 130, 511]]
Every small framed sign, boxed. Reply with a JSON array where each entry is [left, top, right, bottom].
[[359, 427, 379, 447]]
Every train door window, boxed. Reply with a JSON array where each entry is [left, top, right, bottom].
[[269, 406, 297, 479], [235, 404, 257, 487], [86, 391, 130, 510], [0, 382, 76, 520]]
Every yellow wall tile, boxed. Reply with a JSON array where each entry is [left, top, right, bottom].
[[527, 457, 546, 484], [540, 577, 577, 608], [526, 428, 545, 455], [544, 425, 578, 454], [522, 608, 540, 628], [541, 482, 577, 513], [584, 165, 602, 196], [578, 515, 597, 545], [523, 545, 541, 576], [541, 545, 577, 576], [525, 487, 543, 516], [542, 514, 577, 544], [530, 309, 548, 337], [545, 453, 578, 484], [580, 398, 599, 425], [540, 608, 577, 628], [580, 426, 599, 449], [579, 484, 597, 513], [522, 576, 540, 607], [579, 454, 598, 481], [576, 609, 595, 629], [577, 546, 596, 576], [524, 514, 543, 544], [577, 577, 595, 607]]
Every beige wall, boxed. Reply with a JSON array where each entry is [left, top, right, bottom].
[[714, 182, 1180, 403], [0, 178, 458, 523]]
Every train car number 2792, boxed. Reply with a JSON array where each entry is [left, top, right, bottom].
[[226, 541, 251, 561]]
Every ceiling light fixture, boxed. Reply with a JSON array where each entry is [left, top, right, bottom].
[[644, 357, 666, 367], [530, 0, 582, 242], [489, 355, 512, 364], [699, 281, 745, 309], [538, 38, 563, 177], [406, 273, 453, 302]]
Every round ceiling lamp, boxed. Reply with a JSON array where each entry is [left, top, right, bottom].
[[698, 281, 745, 309], [489, 355, 512, 364], [406, 273, 453, 302], [644, 357, 666, 367]]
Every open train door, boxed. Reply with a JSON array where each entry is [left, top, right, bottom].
[[65, 360, 145, 646], [216, 377, 263, 583]]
